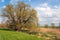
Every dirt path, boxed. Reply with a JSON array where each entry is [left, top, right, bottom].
[[37, 28, 60, 34]]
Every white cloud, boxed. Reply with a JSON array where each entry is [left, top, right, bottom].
[[29, 0, 31, 2], [3, 5, 6, 8], [35, 3, 53, 17], [54, 6, 58, 8], [10, 0, 19, 5], [10, 0, 31, 5], [0, 0, 5, 2], [54, 5, 60, 9], [35, 3, 60, 25]]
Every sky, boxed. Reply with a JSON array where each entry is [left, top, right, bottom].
[[0, 0, 60, 26]]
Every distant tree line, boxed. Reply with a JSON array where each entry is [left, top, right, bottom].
[[44, 23, 60, 28]]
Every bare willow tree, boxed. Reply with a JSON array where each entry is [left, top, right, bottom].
[[2, 2, 38, 31]]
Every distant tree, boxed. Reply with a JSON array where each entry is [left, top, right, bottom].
[[51, 23, 55, 28], [2, 2, 38, 31], [59, 23, 60, 28], [44, 24, 48, 28]]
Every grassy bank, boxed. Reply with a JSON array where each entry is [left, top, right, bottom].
[[0, 30, 42, 40]]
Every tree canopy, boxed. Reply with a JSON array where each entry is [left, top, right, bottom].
[[2, 2, 38, 31]]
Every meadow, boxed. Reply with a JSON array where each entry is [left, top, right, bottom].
[[0, 28, 60, 40], [0, 29, 42, 40]]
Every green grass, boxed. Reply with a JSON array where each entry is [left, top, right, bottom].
[[0, 30, 42, 40]]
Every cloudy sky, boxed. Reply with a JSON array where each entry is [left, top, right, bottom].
[[0, 0, 60, 26]]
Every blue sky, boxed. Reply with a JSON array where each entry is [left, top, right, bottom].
[[0, 0, 60, 26]]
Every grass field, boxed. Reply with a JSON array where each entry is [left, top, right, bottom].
[[0, 28, 60, 40], [0, 29, 42, 40]]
